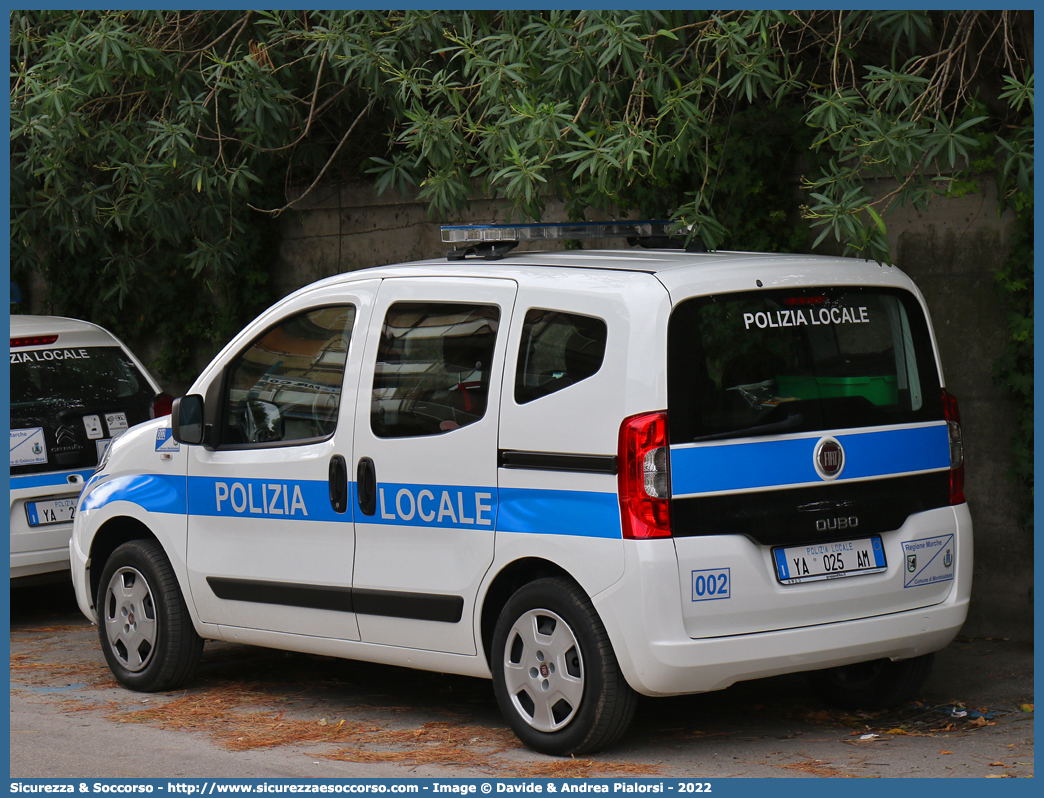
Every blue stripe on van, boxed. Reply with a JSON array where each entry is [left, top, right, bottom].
[[671, 423, 950, 497], [80, 474, 187, 515], [497, 487, 621, 539], [11, 469, 94, 491], [78, 474, 621, 538]]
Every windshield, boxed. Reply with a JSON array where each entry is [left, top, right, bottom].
[[667, 287, 943, 443], [10, 345, 154, 474]]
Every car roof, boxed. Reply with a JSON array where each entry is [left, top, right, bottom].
[[360, 248, 863, 274], [9, 314, 125, 348], [298, 248, 920, 300]]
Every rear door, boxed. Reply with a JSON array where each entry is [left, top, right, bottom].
[[666, 286, 955, 637], [351, 277, 516, 655]]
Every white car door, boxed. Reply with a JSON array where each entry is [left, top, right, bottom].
[[351, 277, 517, 654], [185, 282, 378, 639]]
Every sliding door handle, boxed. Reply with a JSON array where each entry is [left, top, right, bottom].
[[357, 457, 376, 516], [329, 455, 348, 514]]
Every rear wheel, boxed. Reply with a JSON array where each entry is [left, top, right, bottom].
[[96, 539, 203, 692], [810, 653, 935, 710], [491, 577, 637, 755]]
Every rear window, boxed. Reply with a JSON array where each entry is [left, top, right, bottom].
[[10, 346, 155, 474], [667, 287, 942, 443]]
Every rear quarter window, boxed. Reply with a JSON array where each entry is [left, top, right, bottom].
[[514, 309, 607, 404]]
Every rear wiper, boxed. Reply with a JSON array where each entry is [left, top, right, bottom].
[[693, 413, 804, 442]]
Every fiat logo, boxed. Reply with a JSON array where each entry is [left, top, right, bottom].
[[813, 437, 845, 480]]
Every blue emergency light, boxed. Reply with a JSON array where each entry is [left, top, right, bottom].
[[441, 220, 702, 260], [441, 220, 673, 244]]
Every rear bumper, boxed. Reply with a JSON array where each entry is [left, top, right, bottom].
[[11, 546, 71, 580], [10, 470, 89, 581], [595, 504, 972, 696]]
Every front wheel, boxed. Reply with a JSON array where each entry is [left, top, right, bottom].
[[809, 653, 935, 710], [491, 577, 637, 755], [96, 539, 203, 692]]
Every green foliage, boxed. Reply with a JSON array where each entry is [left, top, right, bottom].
[[10, 10, 1033, 422], [992, 192, 1034, 524]]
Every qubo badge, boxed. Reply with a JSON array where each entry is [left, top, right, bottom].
[[156, 428, 180, 453]]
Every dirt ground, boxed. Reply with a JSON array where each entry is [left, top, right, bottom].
[[9, 582, 1034, 779]]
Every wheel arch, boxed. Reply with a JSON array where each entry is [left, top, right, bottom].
[[480, 557, 575, 668], [88, 515, 160, 606]]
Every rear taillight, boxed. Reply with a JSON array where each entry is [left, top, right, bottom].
[[942, 389, 965, 505], [149, 392, 174, 419], [11, 335, 58, 347], [618, 411, 672, 539]]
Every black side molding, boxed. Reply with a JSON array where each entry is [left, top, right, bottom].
[[208, 577, 354, 613], [499, 449, 617, 475], [206, 577, 463, 623], [354, 589, 464, 623]]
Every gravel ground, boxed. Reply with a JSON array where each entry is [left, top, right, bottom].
[[9, 582, 1034, 779]]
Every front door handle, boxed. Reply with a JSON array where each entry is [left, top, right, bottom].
[[329, 455, 348, 514], [357, 457, 376, 516]]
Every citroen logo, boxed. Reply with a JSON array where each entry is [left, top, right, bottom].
[[55, 425, 77, 447]]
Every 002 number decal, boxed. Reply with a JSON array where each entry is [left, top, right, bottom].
[[691, 568, 730, 602]]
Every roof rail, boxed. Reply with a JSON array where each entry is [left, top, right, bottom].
[[441, 221, 704, 260]]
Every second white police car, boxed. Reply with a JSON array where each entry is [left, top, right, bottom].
[[70, 222, 971, 755]]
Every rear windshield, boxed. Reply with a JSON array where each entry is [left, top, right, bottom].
[[667, 287, 942, 443], [10, 346, 154, 474]]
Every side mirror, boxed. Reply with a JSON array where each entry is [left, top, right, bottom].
[[172, 394, 206, 445]]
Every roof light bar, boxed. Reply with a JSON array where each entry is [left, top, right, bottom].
[[441, 220, 674, 245]]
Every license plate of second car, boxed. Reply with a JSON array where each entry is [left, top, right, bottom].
[[25, 497, 77, 526], [773, 536, 886, 584]]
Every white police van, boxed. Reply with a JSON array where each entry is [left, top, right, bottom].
[[10, 315, 170, 584], [70, 222, 971, 755]]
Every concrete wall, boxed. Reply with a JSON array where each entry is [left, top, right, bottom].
[[884, 183, 1031, 638], [276, 179, 1031, 639]]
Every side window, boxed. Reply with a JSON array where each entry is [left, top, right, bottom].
[[371, 302, 500, 438], [223, 306, 356, 445], [514, 309, 607, 404]]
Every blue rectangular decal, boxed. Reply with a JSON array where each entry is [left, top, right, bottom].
[[691, 568, 730, 601], [774, 548, 790, 580], [155, 428, 180, 452]]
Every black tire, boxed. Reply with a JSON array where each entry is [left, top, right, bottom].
[[809, 653, 935, 710], [95, 539, 204, 692], [491, 577, 637, 755]]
